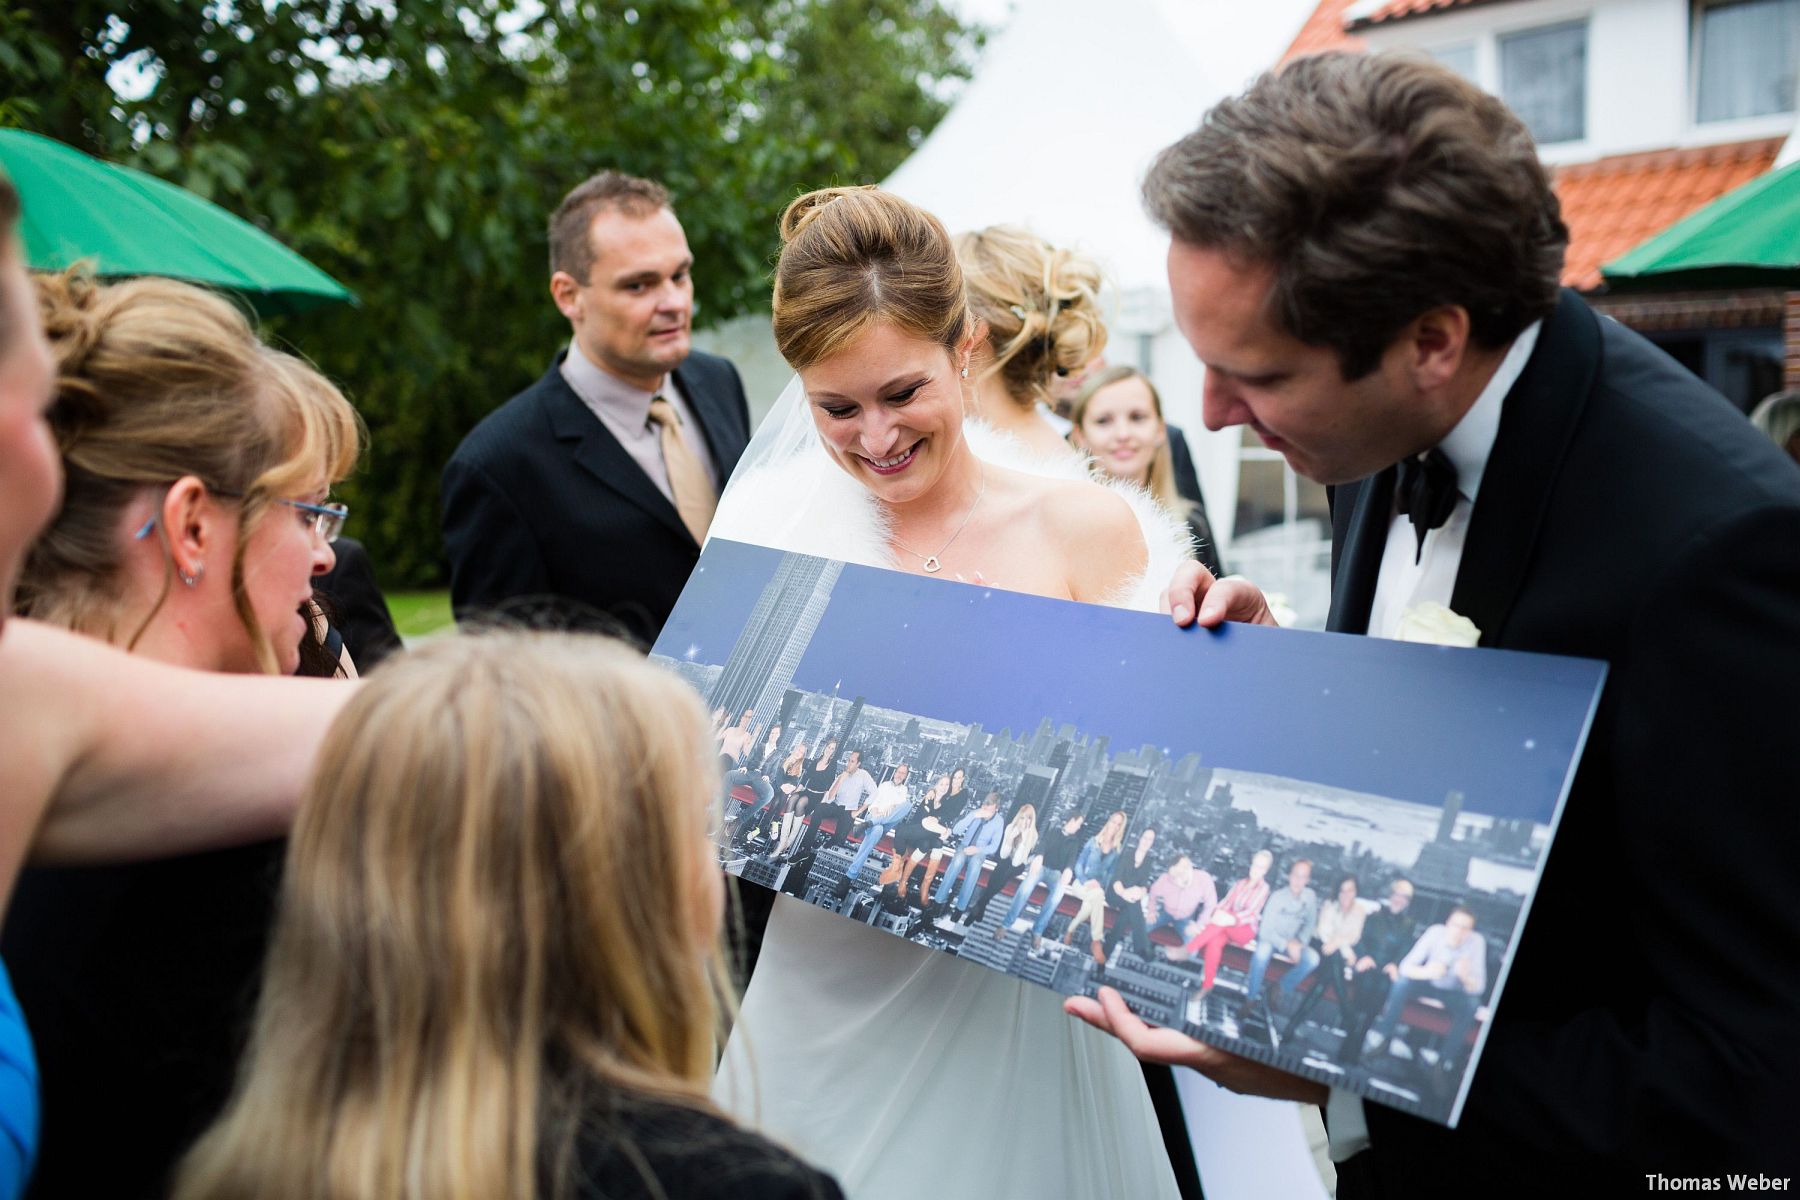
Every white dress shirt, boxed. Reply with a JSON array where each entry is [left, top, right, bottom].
[[1328, 319, 1539, 1164], [1364, 321, 1539, 640], [830, 768, 877, 812], [866, 780, 912, 823], [559, 340, 719, 502]]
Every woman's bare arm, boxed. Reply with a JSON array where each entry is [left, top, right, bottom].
[[1, 619, 355, 873]]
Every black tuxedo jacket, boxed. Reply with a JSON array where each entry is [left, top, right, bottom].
[[441, 348, 750, 645], [1167, 423, 1204, 506], [1328, 292, 1800, 1196]]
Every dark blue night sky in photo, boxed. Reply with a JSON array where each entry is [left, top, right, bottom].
[[655, 539, 1606, 822]]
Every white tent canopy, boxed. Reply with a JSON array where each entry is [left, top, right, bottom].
[[887, 0, 1305, 293], [883, 0, 1317, 549]]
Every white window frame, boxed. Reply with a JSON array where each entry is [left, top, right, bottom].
[[1427, 39, 1481, 80], [1366, 4, 1596, 162], [1496, 17, 1592, 146], [1688, 0, 1800, 131]]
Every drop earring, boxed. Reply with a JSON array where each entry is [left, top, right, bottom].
[[180, 563, 205, 587]]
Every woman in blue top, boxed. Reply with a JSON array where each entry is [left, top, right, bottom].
[[0, 961, 35, 1197]]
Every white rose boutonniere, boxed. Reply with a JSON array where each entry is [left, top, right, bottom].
[[1396, 601, 1481, 647]]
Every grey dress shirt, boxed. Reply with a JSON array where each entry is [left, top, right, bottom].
[[559, 340, 720, 502]]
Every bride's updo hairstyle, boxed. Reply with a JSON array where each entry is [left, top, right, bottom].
[[773, 186, 970, 370], [955, 225, 1106, 409], [20, 270, 360, 671]]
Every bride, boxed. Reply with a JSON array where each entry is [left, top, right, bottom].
[[710, 186, 1192, 1199]]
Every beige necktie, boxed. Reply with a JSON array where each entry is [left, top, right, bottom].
[[647, 395, 716, 545]]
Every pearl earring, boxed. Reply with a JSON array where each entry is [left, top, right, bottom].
[[961, 366, 970, 379]]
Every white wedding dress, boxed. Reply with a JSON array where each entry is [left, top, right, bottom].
[[709, 408, 1190, 1200]]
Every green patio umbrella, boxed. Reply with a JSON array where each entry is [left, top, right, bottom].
[[1603, 158, 1800, 292], [0, 128, 355, 316]]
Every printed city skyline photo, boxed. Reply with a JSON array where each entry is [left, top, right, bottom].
[[651, 538, 1607, 1127]]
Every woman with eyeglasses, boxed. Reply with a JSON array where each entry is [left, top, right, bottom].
[[17, 275, 356, 675], [1, 268, 360, 1199]]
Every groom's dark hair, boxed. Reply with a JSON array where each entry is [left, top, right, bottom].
[[1143, 51, 1568, 381]]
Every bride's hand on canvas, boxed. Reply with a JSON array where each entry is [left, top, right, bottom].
[[1163, 561, 1282, 630], [1065, 987, 1328, 1105]]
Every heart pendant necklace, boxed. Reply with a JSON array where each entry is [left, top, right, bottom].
[[891, 468, 986, 574]]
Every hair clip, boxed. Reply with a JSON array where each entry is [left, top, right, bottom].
[[1009, 304, 1029, 321]]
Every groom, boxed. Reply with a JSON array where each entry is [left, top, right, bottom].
[[1070, 52, 1800, 1196]]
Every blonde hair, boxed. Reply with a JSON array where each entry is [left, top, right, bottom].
[[1071, 365, 1181, 509], [173, 632, 738, 1200], [781, 742, 809, 776], [955, 225, 1106, 410], [1095, 810, 1128, 854], [772, 186, 970, 370], [1003, 803, 1039, 859], [19, 271, 361, 671]]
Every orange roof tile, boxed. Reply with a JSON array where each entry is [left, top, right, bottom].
[[1281, 0, 1364, 62], [1349, 0, 1498, 29], [1554, 138, 1783, 290], [1280, 0, 1503, 62]]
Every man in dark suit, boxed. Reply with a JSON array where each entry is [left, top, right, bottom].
[[442, 170, 750, 644], [1068, 52, 1800, 1194]]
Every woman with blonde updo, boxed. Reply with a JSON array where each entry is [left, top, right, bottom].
[[709, 185, 1185, 1199], [1, 269, 361, 1199], [955, 224, 1107, 460], [175, 632, 842, 1200]]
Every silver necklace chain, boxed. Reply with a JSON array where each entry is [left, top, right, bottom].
[[890, 468, 987, 574]]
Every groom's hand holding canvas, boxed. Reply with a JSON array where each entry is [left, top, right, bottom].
[[1071, 51, 1800, 1197]]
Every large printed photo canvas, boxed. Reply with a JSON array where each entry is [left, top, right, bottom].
[[651, 538, 1606, 1127]]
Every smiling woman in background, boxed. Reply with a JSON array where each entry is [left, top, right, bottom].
[[1071, 364, 1223, 576]]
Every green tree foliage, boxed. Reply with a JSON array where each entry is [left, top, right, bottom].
[[0, 0, 980, 585]]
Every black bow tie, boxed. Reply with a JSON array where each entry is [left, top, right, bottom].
[[1395, 448, 1459, 564]]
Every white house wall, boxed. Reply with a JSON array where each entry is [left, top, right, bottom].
[[1359, 0, 1797, 163]]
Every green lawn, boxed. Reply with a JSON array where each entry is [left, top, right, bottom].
[[385, 589, 454, 640]]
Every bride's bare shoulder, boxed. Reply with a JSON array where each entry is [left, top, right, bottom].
[[993, 469, 1147, 600], [1037, 472, 1138, 537]]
